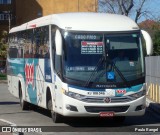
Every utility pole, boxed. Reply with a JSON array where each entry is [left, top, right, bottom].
[[8, 11, 11, 31], [95, 0, 97, 12], [78, 0, 79, 12], [9, 14, 10, 31]]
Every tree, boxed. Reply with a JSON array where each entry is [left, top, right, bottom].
[[0, 31, 8, 59], [153, 30, 160, 55], [139, 20, 160, 55], [98, 0, 154, 23]]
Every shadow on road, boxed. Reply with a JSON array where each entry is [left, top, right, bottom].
[[0, 101, 19, 105], [29, 104, 160, 128], [148, 102, 160, 115], [0, 111, 30, 115]]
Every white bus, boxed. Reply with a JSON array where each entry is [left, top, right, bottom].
[[7, 13, 153, 123]]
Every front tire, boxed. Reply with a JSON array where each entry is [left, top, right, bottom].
[[51, 110, 62, 123], [47, 98, 62, 123]]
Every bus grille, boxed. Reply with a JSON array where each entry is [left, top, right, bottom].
[[81, 96, 132, 103], [84, 106, 129, 113]]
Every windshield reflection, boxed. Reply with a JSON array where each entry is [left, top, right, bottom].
[[62, 31, 144, 86]]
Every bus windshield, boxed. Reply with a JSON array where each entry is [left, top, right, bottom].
[[62, 31, 144, 86]]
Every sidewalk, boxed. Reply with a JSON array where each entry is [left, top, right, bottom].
[[0, 80, 7, 83]]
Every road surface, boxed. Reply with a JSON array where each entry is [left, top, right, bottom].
[[0, 83, 160, 135]]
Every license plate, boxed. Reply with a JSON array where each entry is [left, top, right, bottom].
[[99, 112, 115, 117]]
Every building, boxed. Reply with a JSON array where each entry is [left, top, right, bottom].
[[0, 0, 97, 36], [16, 0, 97, 25], [0, 0, 16, 36]]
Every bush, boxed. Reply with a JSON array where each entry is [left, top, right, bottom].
[[153, 30, 160, 55], [0, 73, 7, 80], [0, 30, 8, 59]]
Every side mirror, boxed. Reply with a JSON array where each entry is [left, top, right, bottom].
[[141, 30, 153, 55], [55, 29, 62, 55]]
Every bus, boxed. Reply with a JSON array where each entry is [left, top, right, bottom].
[[7, 13, 153, 123]]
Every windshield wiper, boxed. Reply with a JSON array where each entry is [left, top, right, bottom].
[[84, 57, 131, 88], [84, 34, 131, 88], [85, 35, 107, 88], [84, 56, 105, 87], [110, 60, 131, 88]]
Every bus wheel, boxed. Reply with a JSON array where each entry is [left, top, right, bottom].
[[113, 116, 126, 123], [48, 99, 62, 123], [51, 110, 62, 123], [19, 87, 28, 110]]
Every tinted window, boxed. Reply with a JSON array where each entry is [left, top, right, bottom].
[[33, 26, 49, 58]]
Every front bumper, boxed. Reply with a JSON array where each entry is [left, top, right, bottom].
[[61, 95, 146, 117]]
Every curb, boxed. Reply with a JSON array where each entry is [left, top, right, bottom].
[[146, 98, 160, 115], [0, 80, 7, 83]]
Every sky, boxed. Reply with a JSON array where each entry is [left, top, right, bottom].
[[138, 0, 160, 22], [98, 0, 160, 23]]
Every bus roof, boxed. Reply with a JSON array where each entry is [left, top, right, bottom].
[[9, 12, 139, 33]]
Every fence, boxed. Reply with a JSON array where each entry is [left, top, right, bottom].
[[146, 56, 160, 103]]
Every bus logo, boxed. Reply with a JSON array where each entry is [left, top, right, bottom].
[[103, 97, 111, 103], [25, 62, 34, 87]]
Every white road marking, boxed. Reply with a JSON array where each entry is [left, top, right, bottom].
[[0, 119, 18, 135], [0, 119, 16, 126]]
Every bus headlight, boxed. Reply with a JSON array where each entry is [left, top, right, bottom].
[[64, 91, 85, 100], [129, 90, 146, 99]]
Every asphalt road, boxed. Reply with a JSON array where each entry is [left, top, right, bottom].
[[0, 83, 160, 135]]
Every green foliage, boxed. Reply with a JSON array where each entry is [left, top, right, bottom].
[[0, 31, 8, 58], [153, 30, 160, 56], [0, 73, 7, 80]]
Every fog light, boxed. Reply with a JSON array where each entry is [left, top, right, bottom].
[[135, 105, 145, 111], [66, 104, 78, 112]]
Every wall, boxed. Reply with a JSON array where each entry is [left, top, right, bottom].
[[146, 56, 160, 103], [16, 0, 97, 25], [0, 0, 16, 36], [15, 0, 42, 25]]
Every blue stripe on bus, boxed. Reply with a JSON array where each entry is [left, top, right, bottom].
[[68, 84, 143, 92]]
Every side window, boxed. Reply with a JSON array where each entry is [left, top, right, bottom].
[[8, 32, 18, 58], [17, 31, 24, 58], [33, 26, 49, 58], [23, 26, 49, 59], [8, 48, 18, 58], [51, 26, 56, 67], [24, 30, 33, 58], [55, 53, 61, 75], [42, 26, 50, 58], [33, 28, 40, 58]]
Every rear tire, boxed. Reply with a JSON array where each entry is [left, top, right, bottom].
[[19, 87, 29, 110], [47, 98, 62, 123]]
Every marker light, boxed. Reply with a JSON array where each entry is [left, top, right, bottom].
[[129, 90, 146, 99]]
